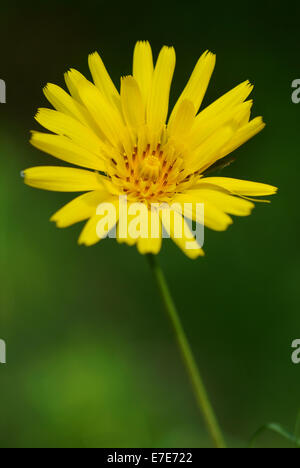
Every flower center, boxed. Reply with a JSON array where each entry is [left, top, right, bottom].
[[139, 154, 161, 182], [106, 131, 198, 203]]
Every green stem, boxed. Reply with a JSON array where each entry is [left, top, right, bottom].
[[147, 254, 226, 449]]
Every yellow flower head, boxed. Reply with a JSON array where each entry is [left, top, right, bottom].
[[23, 41, 277, 258]]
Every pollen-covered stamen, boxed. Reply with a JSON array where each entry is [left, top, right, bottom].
[[139, 154, 161, 182], [106, 133, 194, 201]]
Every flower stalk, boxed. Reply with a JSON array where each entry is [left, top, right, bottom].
[[147, 254, 226, 449]]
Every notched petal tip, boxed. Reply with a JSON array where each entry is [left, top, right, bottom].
[[120, 75, 134, 83], [29, 130, 41, 145], [49, 212, 61, 226], [257, 115, 266, 125], [77, 237, 96, 247], [183, 247, 205, 260], [43, 83, 54, 94], [34, 108, 45, 121], [88, 51, 99, 59], [21, 168, 32, 183], [244, 79, 253, 88], [202, 49, 216, 60], [135, 40, 150, 45], [161, 45, 176, 56]]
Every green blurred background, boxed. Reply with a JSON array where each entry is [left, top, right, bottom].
[[0, 0, 299, 448]]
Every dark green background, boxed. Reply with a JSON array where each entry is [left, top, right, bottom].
[[0, 0, 299, 448]]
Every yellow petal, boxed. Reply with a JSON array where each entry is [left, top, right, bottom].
[[194, 80, 253, 125], [168, 99, 196, 137], [189, 100, 253, 151], [88, 52, 120, 109], [219, 116, 265, 159], [64, 68, 90, 102], [160, 208, 204, 259], [198, 177, 277, 196], [147, 46, 176, 136], [174, 193, 233, 231], [188, 126, 234, 173], [23, 166, 105, 192], [190, 80, 253, 147], [120, 76, 145, 129], [234, 100, 253, 127], [64, 69, 117, 139], [186, 187, 254, 216], [137, 236, 162, 255], [30, 132, 106, 171], [54, 72, 105, 136], [169, 50, 215, 126], [116, 225, 137, 246], [78, 80, 124, 147], [115, 198, 137, 246], [43, 83, 91, 126], [133, 41, 154, 110], [51, 190, 109, 227], [78, 196, 119, 246], [116, 201, 162, 250], [35, 108, 106, 157]]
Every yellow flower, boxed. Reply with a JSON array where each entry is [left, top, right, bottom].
[[23, 41, 277, 258]]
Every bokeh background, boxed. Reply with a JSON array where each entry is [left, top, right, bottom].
[[0, 0, 299, 448]]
